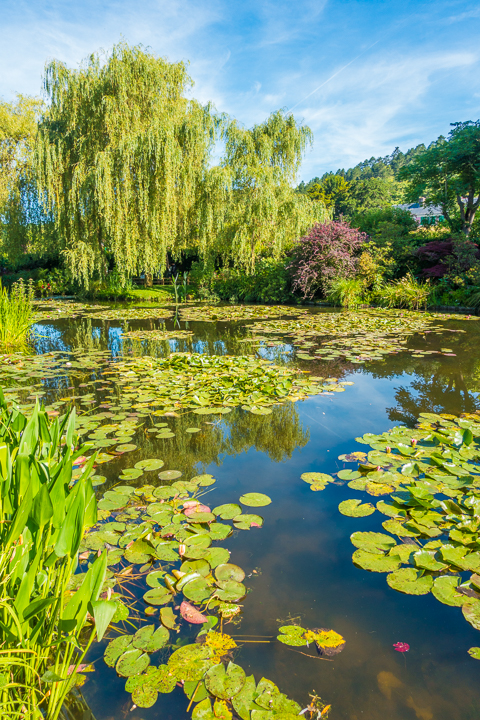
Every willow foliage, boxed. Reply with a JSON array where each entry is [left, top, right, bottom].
[[36, 42, 321, 285]]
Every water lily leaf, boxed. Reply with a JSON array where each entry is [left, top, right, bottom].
[[337, 470, 361, 481], [112, 601, 129, 623], [232, 675, 257, 720], [183, 577, 214, 602], [181, 559, 211, 577], [155, 542, 180, 562], [116, 443, 137, 453], [376, 501, 404, 518], [116, 648, 150, 677], [462, 598, 480, 630], [300, 472, 332, 486], [187, 512, 216, 524], [184, 679, 209, 703], [120, 468, 143, 480], [388, 544, 415, 562], [192, 698, 216, 720], [146, 571, 166, 588], [386, 568, 433, 595], [348, 478, 368, 491], [158, 470, 183, 481], [255, 678, 279, 709], [209, 523, 232, 540], [160, 606, 178, 629], [365, 482, 395, 496], [180, 601, 207, 624], [205, 661, 246, 700], [239, 493, 271, 507], [135, 459, 164, 472], [133, 624, 170, 652], [414, 550, 448, 572], [432, 576, 464, 606], [213, 504, 242, 520], [215, 564, 245, 582], [233, 514, 263, 529], [339, 499, 375, 517], [277, 626, 306, 646], [126, 665, 177, 694], [206, 547, 231, 568], [104, 635, 133, 667], [352, 549, 401, 573], [186, 427, 201, 433], [215, 580, 246, 602], [468, 647, 480, 659], [168, 643, 215, 682], [350, 531, 396, 553], [125, 539, 154, 564], [143, 588, 173, 606]]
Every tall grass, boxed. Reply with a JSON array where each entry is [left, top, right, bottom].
[[0, 393, 116, 719], [0, 278, 35, 350], [375, 273, 430, 311], [325, 277, 365, 309]]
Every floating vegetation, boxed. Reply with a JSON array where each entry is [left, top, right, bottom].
[[83, 476, 325, 714], [277, 625, 345, 656], [33, 300, 106, 320], [106, 352, 349, 414], [86, 307, 173, 321], [318, 410, 480, 654], [178, 304, 308, 323], [247, 308, 477, 364], [123, 328, 194, 340]]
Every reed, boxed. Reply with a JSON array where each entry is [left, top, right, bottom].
[[375, 273, 430, 311], [0, 392, 116, 719], [0, 279, 35, 350], [325, 277, 365, 309]]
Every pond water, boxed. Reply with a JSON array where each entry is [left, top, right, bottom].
[[10, 306, 480, 720]]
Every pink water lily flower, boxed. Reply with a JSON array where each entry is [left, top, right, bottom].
[[393, 642, 410, 652]]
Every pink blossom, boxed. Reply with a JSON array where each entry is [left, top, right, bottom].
[[393, 642, 410, 652]]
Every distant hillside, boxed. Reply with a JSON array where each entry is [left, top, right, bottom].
[[298, 143, 429, 193]]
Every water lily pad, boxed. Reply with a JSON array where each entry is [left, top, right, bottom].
[[239, 493, 271, 507], [215, 564, 245, 582], [462, 598, 480, 630], [209, 523, 232, 540], [386, 568, 433, 595], [143, 588, 173, 606], [158, 470, 183, 481], [160, 606, 178, 630], [213, 504, 242, 520], [277, 625, 306, 646], [233, 514, 263, 530], [116, 648, 150, 677], [183, 577, 213, 602], [300, 472, 332, 487], [339, 499, 375, 517], [215, 580, 246, 602], [192, 698, 216, 720], [124, 539, 154, 564], [186, 427, 201, 433], [120, 468, 143, 480], [205, 661, 246, 700], [133, 624, 170, 652], [167, 643, 215, 682], [432, 576, 465, 606], [116, 443, 137, 453], [180, 601, 207, 624], [146, 571, 166, 588], [205, 547, 231, 568], [352, 549, 401, 573], [155, 542, 180, 561], [187, 512, 216, 524], [350, 531, 396, 553], [232, 675, 257, 720], [135, 459, 165, 472], [468, 647, 480, 660], [104, 635, 133, 667]]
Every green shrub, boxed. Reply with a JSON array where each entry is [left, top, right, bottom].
[[325, 277, 365, 308], [0, 278, 35, 350], [211, 258, 294, 303], [375, 273, 430, 310]]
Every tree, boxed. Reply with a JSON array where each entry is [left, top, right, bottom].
[[307, 174, 349, 217], [0, 94, 51, 263], [36, 43, 220, 286], [213, 110, 323, 269], [399, 121, 480, 237]]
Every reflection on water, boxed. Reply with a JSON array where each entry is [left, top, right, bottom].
[[21, 311, 480, 719]]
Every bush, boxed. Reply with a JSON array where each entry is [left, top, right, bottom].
[[0, 278, 35, 350], [289, 220, 366, 299], [198, 258, 294, 303], [325, 277, 365, 308], [375, 273, 430, 310]]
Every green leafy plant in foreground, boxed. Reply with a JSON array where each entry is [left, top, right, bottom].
[[0, 279, 35, 350], [0, 394, 116, 719], [374, 273, 431, 310], [317, 409, 480, 658], [325, 277, 365, 309]]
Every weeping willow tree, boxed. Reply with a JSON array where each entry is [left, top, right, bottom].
[[36, 42, 322, 286], [36, 43, 221, 285], [212, 111, 325, 269]]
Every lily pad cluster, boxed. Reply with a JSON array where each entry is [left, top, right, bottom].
[[179, 305, 308, 323], [247, 309, 475, 364], [123, 329, 194, 341], [277, 625, 345, 656], [328, 411, 480, 656], [106, 352, 344, 414], [87, 307, 174, 321], [82, 478, 310, 715]]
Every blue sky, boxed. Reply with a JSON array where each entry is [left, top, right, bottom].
[[2, 0, 480, 180]]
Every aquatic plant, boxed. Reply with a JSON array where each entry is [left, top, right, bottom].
[[0, 278, 35, 349], [318, 410, 480, 658], [0, 394, 116, 719], [179, 304, 307, 322], [375, 273, 431, 310]]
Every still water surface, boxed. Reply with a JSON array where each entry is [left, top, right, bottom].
[[29, 308, 480, 719]]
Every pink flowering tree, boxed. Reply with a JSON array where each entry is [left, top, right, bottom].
[[289, 220, 366, 299]]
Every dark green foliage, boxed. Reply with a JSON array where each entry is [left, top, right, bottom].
[[211, 258, 294, 303]]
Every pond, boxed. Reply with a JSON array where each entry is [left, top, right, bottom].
[[5, 303, 480, 720]]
